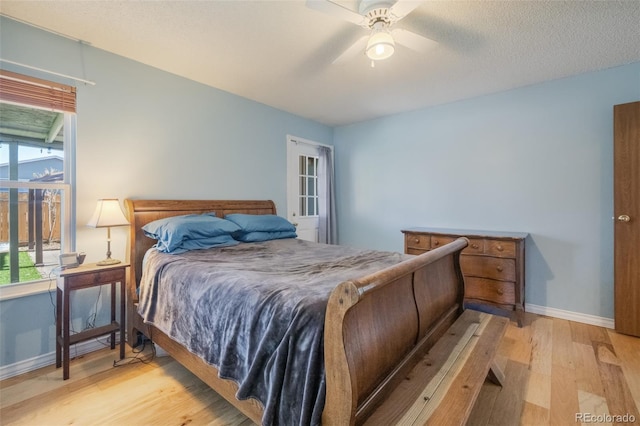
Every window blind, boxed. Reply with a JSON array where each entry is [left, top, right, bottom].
[[0, 69, 76, 112]]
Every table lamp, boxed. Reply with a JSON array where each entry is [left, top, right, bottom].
[[87, 198, 129, 265]]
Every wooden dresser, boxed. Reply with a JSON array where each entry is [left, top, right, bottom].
[[402, 227, 528, 325]]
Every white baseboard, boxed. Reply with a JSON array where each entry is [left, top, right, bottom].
[[526, 303, 615, 329], [0, 335, 116, 381]]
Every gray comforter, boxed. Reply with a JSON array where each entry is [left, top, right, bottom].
[[138, 238, 409, 425]]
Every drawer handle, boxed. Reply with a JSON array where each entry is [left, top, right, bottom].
[[414, 238, 420, 243], [497, 289, 504, 295], [496, 245, 504, 251], [433, 240, 440, 246], [471, 243, 479, 249], [496, 266, 504, 272]]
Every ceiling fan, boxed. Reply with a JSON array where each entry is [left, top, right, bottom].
[[306, 0, 436, 66]]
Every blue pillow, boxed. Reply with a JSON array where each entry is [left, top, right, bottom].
[[167, 235, 239, 254], [142, 213, 241, 253], [234, 230, 298, 243], [224, 214, 296, 233]]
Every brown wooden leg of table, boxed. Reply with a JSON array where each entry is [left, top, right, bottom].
[[119, 279, 125, 359], [110, 282, 116, 350], [63, 284, 70, 380], [55, 287, 62, 369]]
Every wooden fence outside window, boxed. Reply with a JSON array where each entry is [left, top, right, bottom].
[[0, 192, 61, 246]]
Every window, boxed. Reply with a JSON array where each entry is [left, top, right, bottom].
[[0, 70, 76, 298], [299, 154, 318, 217]]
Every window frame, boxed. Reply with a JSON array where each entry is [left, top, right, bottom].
[[0, 101, 76, 300], [298, 154, 319, 218]]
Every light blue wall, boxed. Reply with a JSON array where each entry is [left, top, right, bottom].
[[0, 17, 332, 367], [334, 62, 640, 320]]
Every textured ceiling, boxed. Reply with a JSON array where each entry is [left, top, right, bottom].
[[1, 1, 639, 126]]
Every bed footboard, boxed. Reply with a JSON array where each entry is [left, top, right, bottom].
[[323, 237, 468, 425]]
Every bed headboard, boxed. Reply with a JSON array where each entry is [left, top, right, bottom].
[[124, 199, 277, 294]]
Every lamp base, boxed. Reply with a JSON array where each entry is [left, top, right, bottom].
[[97, 258, 121, 266]]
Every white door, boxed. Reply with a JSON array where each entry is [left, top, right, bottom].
[[287, 136, 320, 242]]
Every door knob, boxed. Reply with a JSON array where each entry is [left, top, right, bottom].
[[617, 215, 631, 222]]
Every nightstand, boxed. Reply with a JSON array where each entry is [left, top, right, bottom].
[[55, 262, 128, 380]]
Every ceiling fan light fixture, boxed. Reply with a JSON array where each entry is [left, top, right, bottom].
[[366, 28, 395, 61]]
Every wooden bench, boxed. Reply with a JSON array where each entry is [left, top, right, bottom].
[[364, 309, 508, 425]]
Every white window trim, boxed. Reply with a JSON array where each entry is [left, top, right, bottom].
[[0, 278, 59, 300], [286, 134, 332, 220]]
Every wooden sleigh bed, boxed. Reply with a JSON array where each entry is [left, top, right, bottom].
[[124, 199, 506, 425]]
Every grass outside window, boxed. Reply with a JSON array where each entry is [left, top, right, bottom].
[[0, 251, 43, 284]]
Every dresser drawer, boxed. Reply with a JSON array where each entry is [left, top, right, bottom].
[[406, 233, 430, 250], [465, 238, 485, 255], [465, 277, 516, 305], [485, 240, 516, 257], [461, 256, 516, 281], [430, 235, 455, 249]]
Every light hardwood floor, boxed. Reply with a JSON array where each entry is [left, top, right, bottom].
[[1, 312, 638, 425]]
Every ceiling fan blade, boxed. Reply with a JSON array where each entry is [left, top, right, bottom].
[[332, 35, 368, 64], [392, 28, 437, 53], [389, 0, 423, 20], [306, 0, 366, 26]]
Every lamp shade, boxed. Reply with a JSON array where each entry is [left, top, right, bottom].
[[366, 29, 395, 61], [86, 199, 129, 228]]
